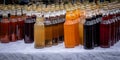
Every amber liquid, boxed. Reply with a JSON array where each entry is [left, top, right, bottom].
[[51, 16, 59, 45], [44, 17, 52, 47], [58, 15, 65, 43], [10, 16, 17, 42], [24, 16, 34, 43], [34, 18, 45, 48], [17, 16, 24, 40], [1, 18, 10, 43]]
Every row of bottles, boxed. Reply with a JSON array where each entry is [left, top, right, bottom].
[[64, 1, 120, 49], [100, 2, 120, 48], [0, 5, 25, 43], [34, 4, 66, 48], [0, 1, 120, 49]]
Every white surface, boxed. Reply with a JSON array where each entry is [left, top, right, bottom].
[[0, 40, 120, 60]]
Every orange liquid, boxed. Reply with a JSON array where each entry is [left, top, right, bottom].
[[64, 11, 76, 48], [73, 9, 80, 46]]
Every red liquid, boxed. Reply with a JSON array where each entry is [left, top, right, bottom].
[[10, 17, 17, 42], [118, 12, 120, 40], [0, 18, 10, 43], [100, 16, 110, 48], [0, 15, 2, 41], [111, 14, 116, 46], [17, 16, 24, 40]]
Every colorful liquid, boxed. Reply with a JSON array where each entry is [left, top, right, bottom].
[[0, 18, 10, 43], [84, 18, 94, 49], [44, 17, 53, 47], [10, 17, 17, 42], [24, 17, 34, 43], [34, 17, 45, 48], [100, 16, 110, 48]]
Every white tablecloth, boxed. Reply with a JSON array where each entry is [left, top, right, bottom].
[[0, 40, 120, 60]]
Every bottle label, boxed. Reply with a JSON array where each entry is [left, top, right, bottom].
[[25, 18, 35, 23]]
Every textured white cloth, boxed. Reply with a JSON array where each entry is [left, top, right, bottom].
[[0, 40, 120, 60]]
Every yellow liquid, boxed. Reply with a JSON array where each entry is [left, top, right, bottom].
[[34, 23, 45, 48], [34, 18, 45, 48]]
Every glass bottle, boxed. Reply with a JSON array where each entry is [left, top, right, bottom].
[[0, 11, 10, 43], [10, 5, 17, 41], [34, 9, 45, 48], [64, 5, 76, 48], [73, 4, 80, 46], [83, 6, 94, 49], [24, 6, 34, 43], [44, 6, 53, 47], [58, 4, 65, 43], [0, 8, 2, 41], [79, 5, 86, 45], [100, 9, 111, 48], [17, 6, 24, 40], [51, 5, 59, 45]]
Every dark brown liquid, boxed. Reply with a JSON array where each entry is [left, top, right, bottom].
[[84, 18, 94, 49], [24, 16, 34, 43]]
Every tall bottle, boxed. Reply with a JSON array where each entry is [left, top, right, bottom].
[[17, 6, 24, 40], [34, 7, 45, 48], [0, 8, 2, 41], [73, 4, 80, 46], [58, 4, 66, 43], [0, 10, 10, 43], [83, 5, 94, 49], [24, 6, 34, 43], [64, 5, 76, 48], [44, 6, 53, 47], [79, 5, 86, 45], [100, 6, 111, 48], [10, 5, 17, 41], [51, 4, 59, 45]]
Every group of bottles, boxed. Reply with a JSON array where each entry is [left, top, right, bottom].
[[34, 4, 66, 48], [64, 1, 120, 49], [64, 3, 85, 48], [0, 5, 25, 43], [100, 2, 120, 48]]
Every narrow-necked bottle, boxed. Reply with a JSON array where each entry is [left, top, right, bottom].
[[10, 5, 17, 41], [17, 6, 24, 40], [83, 5, 94, 49], [24, 6, 34, 43], [79, 5, 86, 45], [34, 7, 45, 48], [44, 6, 53, 47], [64, 5, 76, 48], [51, 4, 59, 45]]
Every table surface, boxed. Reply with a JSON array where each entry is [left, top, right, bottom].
[[0, 40, 120, 60]]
